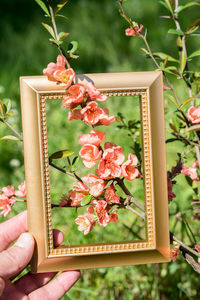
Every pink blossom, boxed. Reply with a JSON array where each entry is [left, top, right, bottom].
[[195, 244, 200, 265], [81, 102, 115, 126], [75, 213, 95, 235], [98, 210, 111, 227], [125, 24, 143, 36], [92, 199, 107, 214], [192, 160, 199, 168], [81, 101, 104, 125], [68, 109, 83, 121], [2, 185, 15, 197], [96, 149, 122, 179], [121, 153, 140, 181], [187, 106, 200, 124], [68, 190, 86, 207], [110, 212, 118, 223], [15, 181, 26, 198], [62, 84, 85, 109], [0, 194, 12, 217], [104, 143, 125, 165], [43, 55, 66, 81], [82, 174, 105, 197], [105, 184, 120, 204], [87, 82, 107, 102], [97, 108, 115, 126], [181, 167, 198, 182], [163, 84, 169, 90], [73, 181, 89, 193], [53, 68, 75, 88], [79, 144, 102, 168], [170, 247, 179, 262], [68, 181, 89, 207], [79, 130, 106, 147], [91, 200, 111, 227], [167, 177, 176, 202], [59, 194, 72, 207]]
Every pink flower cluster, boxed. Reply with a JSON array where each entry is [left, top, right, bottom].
[[65, 85, 115, 126], [43, 55, 75, 88], [75, 198, 118, 235], [44, 56, 141, 235], [0, 182, 26, 217], [79, 130, 140, 181]]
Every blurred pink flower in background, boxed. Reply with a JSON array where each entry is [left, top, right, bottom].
[[170, 247, 179, 262], [15, 181, 26, 198], [181, 167, 199, 182], [187, 106, 200, 124], [125, 24, 143, 36]]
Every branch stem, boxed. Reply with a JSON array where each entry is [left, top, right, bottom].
[[49, 161, 83, 183], [0, 118, 23, 141]]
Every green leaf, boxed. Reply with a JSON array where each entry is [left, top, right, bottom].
[[81, 194, 93, 206], [180, 51, 187, 73], [72, 156, 79, 171], [55, 0, 69, 14], [153, 52, 178, 62], [175, 2, 200, 14], [42, 23, 55, 39], [58, 32, 70, 41], [4, 99, 12, 113], [168, 28, 184, 35], [49, 38, 63, 45], [34, 0, 50, 16], [0, 100, 4, 118], [160, 0, 173, 14], [55, 14, 69, 20], [186, 18, 200, 34], [67, 41, 78, 54], [166, 94, 178, 107], [188, 49, 200, 59], [49, 149, 74, 160], [0, 135, 19, 141], [141, 48, 149, 55], [181, 97, 197, 107]]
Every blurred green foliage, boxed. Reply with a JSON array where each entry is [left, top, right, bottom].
[[0, 0, 200, 299]]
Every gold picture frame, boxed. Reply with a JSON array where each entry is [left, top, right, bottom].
[[20, 71, 170, 272]]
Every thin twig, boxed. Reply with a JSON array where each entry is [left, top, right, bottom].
[[115, 178, 145, 212], [171, 233, 200, 257], [0, 118, 23, 141], [49, 161, 83, 183], [47, 0, 71, 69]]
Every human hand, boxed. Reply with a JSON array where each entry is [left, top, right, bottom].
[[0, 211, 80, 299]]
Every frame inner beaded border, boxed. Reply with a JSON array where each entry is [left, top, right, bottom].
[[39, 89, 155, 256]]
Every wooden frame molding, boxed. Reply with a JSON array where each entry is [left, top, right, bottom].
[[20, 71, 170, 272]]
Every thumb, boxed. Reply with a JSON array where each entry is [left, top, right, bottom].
[[0, 232, 34, 279]]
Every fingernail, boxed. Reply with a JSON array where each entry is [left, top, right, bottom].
[[15, 232, 34, 248]]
